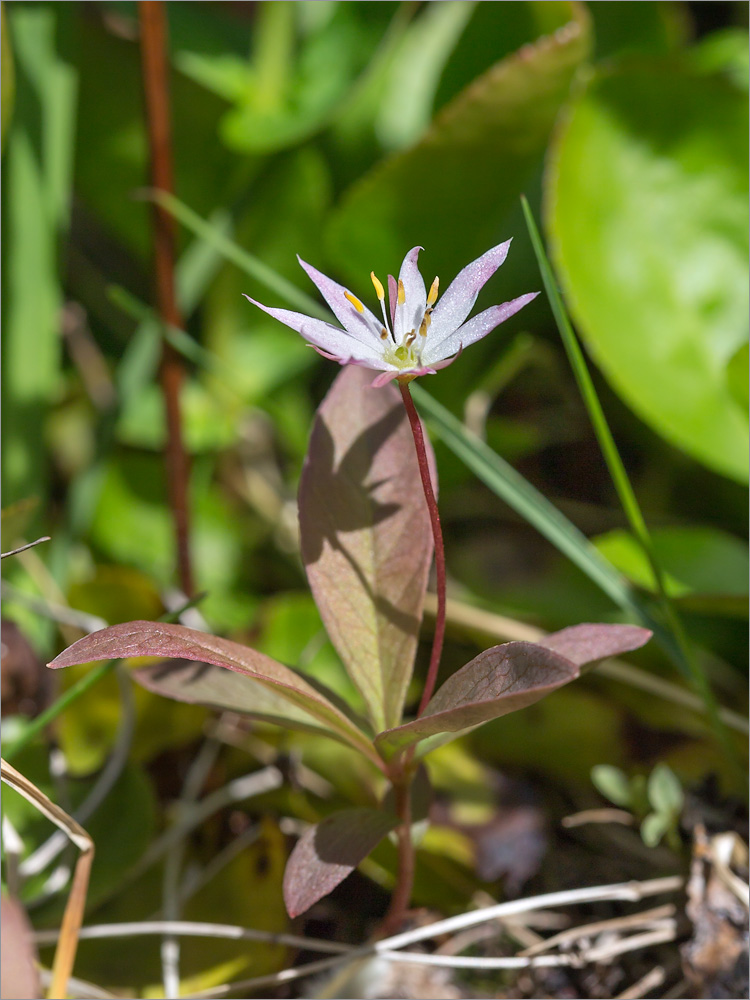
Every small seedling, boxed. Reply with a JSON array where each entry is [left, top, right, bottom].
[[592, 762, 684, 850]]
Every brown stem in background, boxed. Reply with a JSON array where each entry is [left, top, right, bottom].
[[138, 1, 193, 596], [399, 382, 446, 716]]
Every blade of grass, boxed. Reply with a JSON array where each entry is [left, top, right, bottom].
[[150, 190, 329, 319], [410, 382, 671, 650], [521, 195, 734, 765]]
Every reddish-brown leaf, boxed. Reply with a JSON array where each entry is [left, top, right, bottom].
[[48, 622, 379, 765], [283, 808, 398, 918], [538, 622, 652, 670], [375, 623, 652, 756], [299, 365, 434, 733], [375, 641, 580, 756], [134, 659, 345, 742]]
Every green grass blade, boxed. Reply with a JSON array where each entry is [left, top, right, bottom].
[[521, 195, 733, 760], [152, 191, 328, 319], [410, 383, 672, 650]]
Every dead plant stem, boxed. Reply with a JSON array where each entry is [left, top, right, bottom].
[[138, 0, 193, 596]]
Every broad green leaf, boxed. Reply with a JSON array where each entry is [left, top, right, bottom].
[[325, 2, 590, 287], [546, 62, 749, 482], [377, 623, 651, 756], [299, 365, 434, 733], [594, 526, 749, 615], [376, 641, 579, 757], [283, 808, 399, 918], [48, 621, 379, 766]]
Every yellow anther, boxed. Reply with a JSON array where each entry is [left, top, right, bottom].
[[427, 276, 439, 307], [371, 271, 385, 300], [344, 291, 364, 313], [397, 279, 405, 305], [380, 327, 389, 340]]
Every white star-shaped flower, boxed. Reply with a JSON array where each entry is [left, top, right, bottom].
[[244, 241, 538, 386]]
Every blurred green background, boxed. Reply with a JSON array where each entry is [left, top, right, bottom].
[[1, 2, 747, 996]]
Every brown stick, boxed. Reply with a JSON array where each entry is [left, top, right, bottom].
[[138, 0, 193, 596]]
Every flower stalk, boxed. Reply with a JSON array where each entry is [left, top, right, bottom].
[[399, 381, 447, 717]]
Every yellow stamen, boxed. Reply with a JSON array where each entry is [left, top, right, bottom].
[[427, 276, 439, 307], [344, 291, 364, 313], [371, 271, 385, 300], [405, 330, 416, 346], [419, 314, 431, 337], [380, 327, 389, 340], [397, 279, 405, 305]]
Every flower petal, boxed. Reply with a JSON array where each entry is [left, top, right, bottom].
[[423, 292, 538, 364], [428, 239, 513, 341], [244, 295, 386, 366], [394, 247, 426, 343], [371, 369, 402, 387], [387, 275, 398, 329], [297, 257, 384, 346]]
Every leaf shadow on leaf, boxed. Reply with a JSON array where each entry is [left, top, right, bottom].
[[302, 405, 423, 641], [141, 656, 373, 735]]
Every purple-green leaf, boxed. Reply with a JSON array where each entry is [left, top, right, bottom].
[[299, 365, 434, 732], [375, 641, 580, 756], [283, 808, 398, 918], [48, 622, 380, 766], [376, 624, 653, 756], [539, 623, 652, 671]]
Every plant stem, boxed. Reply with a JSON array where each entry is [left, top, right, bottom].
[[399, 381, 446, 716], [378, 778, 414, 937], [138, 0, 193, 597]]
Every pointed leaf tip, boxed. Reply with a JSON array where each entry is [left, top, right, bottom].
[[283, 808, 398, 918], [539, 623, 652, 669]]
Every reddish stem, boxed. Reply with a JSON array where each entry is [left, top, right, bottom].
[[399, 382, 446, 716], [138, 1, 193, 597], [378, 778, 414, 937]]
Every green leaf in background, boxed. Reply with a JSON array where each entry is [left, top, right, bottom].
[[325, 1, 591, 287], [1, 4, 15, 145], [546, 61, 749, 483], [594, 525, 749, 616], [2, 3, 76, 506], [647, 762, 684, 815], [591, 763, 633, 808]]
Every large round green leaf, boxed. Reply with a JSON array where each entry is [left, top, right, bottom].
[[546, 62, 748, 482]]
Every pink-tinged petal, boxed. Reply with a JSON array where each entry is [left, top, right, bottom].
[[395, 247, 426, 343], [300, 323, 387, 368], [428, 239, 513, 341], [423, 292, 538, 364], [371, 369, 402, 387], [387, 275, 398, 329], [297, 257, 383, 346]]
